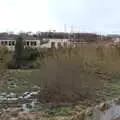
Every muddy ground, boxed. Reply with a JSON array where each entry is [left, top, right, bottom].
[[0, 70, 120, 120]]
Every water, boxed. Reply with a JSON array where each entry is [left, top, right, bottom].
[[0, 91, 120, 120], [0, 91, 39, 113], [21, 104, 30, 113], [85, 103, 120, 120]]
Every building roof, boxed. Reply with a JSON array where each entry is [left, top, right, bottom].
[[0, 32, 101, 41], [0, 35, 38, 40], [107, 34, 120, 38]]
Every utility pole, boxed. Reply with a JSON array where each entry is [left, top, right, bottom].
[[71, 25, 73, 40], [64, 24, 67, 33], [64, 24, 67, 39], [73, 25, 76, 41]]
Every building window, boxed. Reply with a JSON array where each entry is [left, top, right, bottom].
[[26, 41, 29, 46], [9, 41, 12, 46], [33, 41, 37, 46], [1, 41, 4, 45], [63, 42, 67, 47], [5, 41, 8, 45], [12, 41, 15, 46], [31, 41, 34, 46], [30, 41, 37, 46], [51, 42, 55, 48], [57, 42, 62, 48]]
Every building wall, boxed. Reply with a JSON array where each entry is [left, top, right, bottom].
[[0, 38, 74, 50], [40, 38, 70, 48], [0, 40, 40, 51]]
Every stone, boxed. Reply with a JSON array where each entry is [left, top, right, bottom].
[[9, 117, 18, 120], [71, 111, 85, 120], [23, 92, 30, 96], [7, 108, 20, 117], [97, 102, 110, 111], [26, 103, 32, 109], [74, 105, 83, 112], [85, 107, 93, 116], [1, 92, 7, 96], [114, 98, 120, 105], [32, 85, 40, 89]]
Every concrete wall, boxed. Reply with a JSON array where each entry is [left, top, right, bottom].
[[0, 38, 84, 50], [0, 40, 40, 51], [40, 38, 70, 48], [0, 39, 70, 50]]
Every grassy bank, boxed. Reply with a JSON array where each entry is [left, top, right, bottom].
[[1, 44, 120, 97], [1, 44, 120, 119], [32, 45, 120, 103]]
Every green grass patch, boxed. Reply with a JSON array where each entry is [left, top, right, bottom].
[[45, 107, 73, 116]]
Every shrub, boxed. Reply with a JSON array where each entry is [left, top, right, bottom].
[[27, 44, 120, 104], [14, 36, 24, 67], [30, 46, 106, 103], [14, 36, 42, 69], [23, 47, 40, 61], [0, 46, 12, 69]]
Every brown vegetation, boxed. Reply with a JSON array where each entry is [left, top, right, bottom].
[[1, 43, 120, 104], [28, 44, 120, 104]]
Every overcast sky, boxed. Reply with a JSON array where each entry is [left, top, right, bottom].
[[0, 0, 120, 34]]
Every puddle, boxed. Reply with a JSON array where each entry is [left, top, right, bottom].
[[85, 103, 120, 120], [0, 91, 120, 120], [0, 91, 40, 113]]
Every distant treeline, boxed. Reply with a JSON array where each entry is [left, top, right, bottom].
[[0, 32, 107, 40]]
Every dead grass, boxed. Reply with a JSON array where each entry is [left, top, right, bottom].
[[1, 44, 120, 104], [28, 44, 120, 103]]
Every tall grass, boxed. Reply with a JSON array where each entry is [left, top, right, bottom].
[[29, 44, 120, 103]]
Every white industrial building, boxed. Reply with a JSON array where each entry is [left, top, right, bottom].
[[0, 39, 40, 51], [0, 38, 71, 51], [40, 38, 70, 48]]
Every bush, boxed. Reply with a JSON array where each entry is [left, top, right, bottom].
[[30, 46, 107, 103], [14, 36, 42, 69], [23, 47, 40, 61], [27, 44, 120, 104], [14, 36, 24, 67], [0, 46, 12, 69]]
